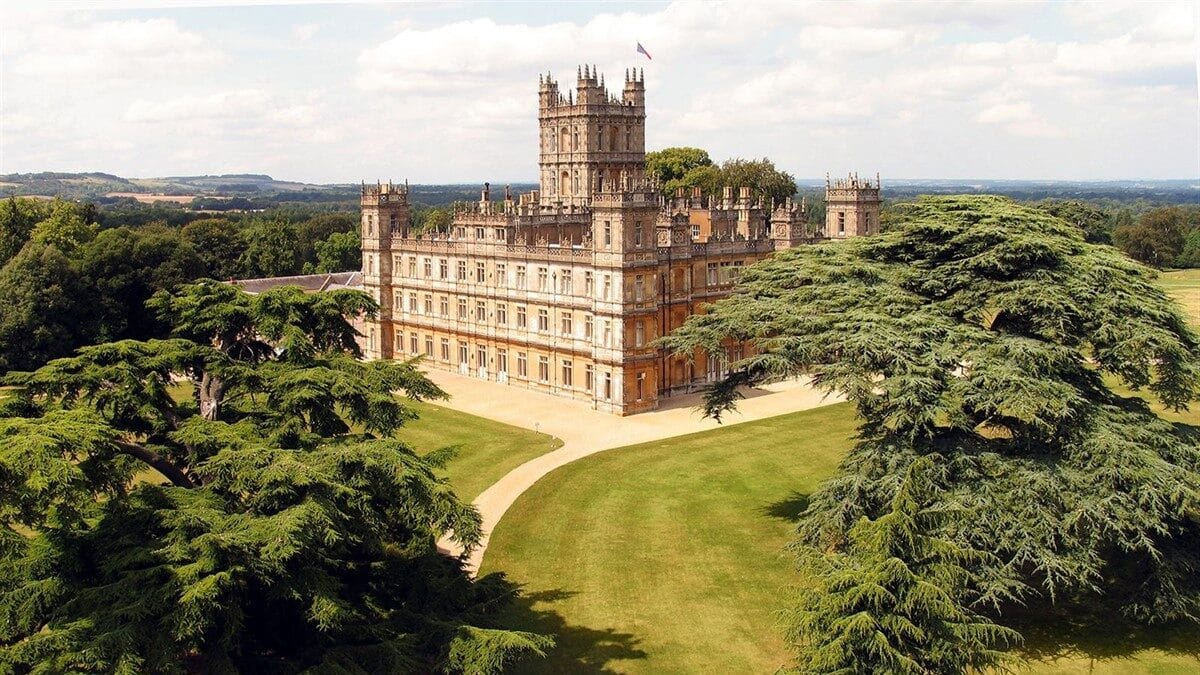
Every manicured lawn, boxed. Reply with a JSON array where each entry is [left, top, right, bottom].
[[1162, 268, 1200, 328], [482, 400, 1200, 673], [163, 382, 559, 501]]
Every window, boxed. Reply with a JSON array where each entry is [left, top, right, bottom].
[[561, 270, 573, 294], [537, 308, 549, 332], [408, 257, 417, 277], [409, 332, 418, 354], [537, 267, 548, 291], [516, 265, 527, 289], [425, 335, 434, 357], [497, 303, 508, 325], [395, 333, 403, 353], [634, 222, 643, 246], [603, 371, 613, 400], [634, 275, 644, 301], [439, 296, 449, 317], [440, 338, 449, 360], [457, 260, 467, 280], [585, 271, 594, 295], [691, 224, 700, 239], [584, 315, 594, 340], [497, 349, 508, 373], [457, 298, 468, 319], [707, 262, 719, 286], [475, 227, 485, 240], [603, 221, 612, 247], [538, 356, 549, 382], [561, 360, 573, 387], [635, 320, 645, 347], [393, 289, 401, 310], [439, 259, 448, 279], [838, 211, 846, 234], [625, 127, 631, 151], [603, 274, 612, 300], [424, 257, 432, 277], [517, 305, 527, 329], [603, 320, 612, 347], [475, 300, 487, 322], [561, 312, 573, 336], [477, 345, 487, 368], [865, 213, 872, 233], [496, 262, 507, 287], [476, 262, 486, 283], [458, 341, 469, 364], [517, 352, 528, 377], [407, 293, 417, 312], [636, 372, 646, 401], [496, 228, 506, 241], [585, 365, 594, 392]]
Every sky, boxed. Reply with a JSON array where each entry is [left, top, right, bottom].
[[1, 0, 1198, 183]]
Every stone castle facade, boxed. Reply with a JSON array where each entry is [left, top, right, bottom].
[[360, 66, 881, 414]]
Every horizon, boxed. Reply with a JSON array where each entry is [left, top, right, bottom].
[[2, 1, 1198, 183]]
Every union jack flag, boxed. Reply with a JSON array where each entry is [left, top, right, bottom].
[[636, 42, 652, 60]]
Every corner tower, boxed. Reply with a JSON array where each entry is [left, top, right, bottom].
[[537, 66, 647, 206], [359, 181, 409, 359], [825, 173, 882, 238]]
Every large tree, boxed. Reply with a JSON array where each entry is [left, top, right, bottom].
[[662, 195, 1200, 670], [1112, 206, 1186, 268], [0, 281, 551, 673]]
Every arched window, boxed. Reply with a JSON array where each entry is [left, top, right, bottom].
[[560, 127, 569, 152], [560, 170, 570, 196], [611, 125, 619, 151]]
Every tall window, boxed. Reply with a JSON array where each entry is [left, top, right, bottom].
[[603, 274, 612, 300], [517, 352, 528, 377], [458, 341, 469, 364], [707, 262, 719, 286], [537, 267, 548, 291], [497, 349, 508, 373], [585, 365, 594, 392], [603, 221, 612, 247], [477, 345, 487, 368], [585, 271, 594, 296], [475, 227, 485, 240], [457, 260, 467, 280], [584, 316, 594, 340], [538, 356, 549, 382], [423, 258, 432, 277], [561, 312, 573, 336], [425, 335, 434, 357], [635, 320, 645, 347], [407, 293, 417, 312], [634, 275, 644, 301], [603, 320, 612, 347], [475, 300, 487, 322], [517, 305, 527, 329], [408, 257, 417, 277], [603, 371, 612, 400], [439, 259, 448, 279], [838, 212, 846, 234], [409, 332, 418, 354], [636, 372, 646, 401], [439, 338, 449, 360], [516, 265, 527, 289], [537, 308, 549, 332], [561, 270, 573, 294], [476, 262, 486, 283], [496, 262, 507, 287], [439, 296, 448, 317], [424, 294, 432, 314], [561, 360, 573, 387], [634, 222, 643, 246], [497, 303, 508, 325], [457, 298, 467, 319]]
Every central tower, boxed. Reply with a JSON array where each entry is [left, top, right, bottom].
[[537, 66, 647, 206]]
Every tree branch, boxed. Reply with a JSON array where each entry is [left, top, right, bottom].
[[114, 440, 195, 488]]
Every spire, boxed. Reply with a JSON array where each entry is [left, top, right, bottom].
[[577, 64, 582, 79]]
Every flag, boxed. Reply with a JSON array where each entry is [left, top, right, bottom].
[[636, 42, 652, 60]]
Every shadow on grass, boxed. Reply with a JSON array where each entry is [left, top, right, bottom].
[[761, 491, 810, 523], [501, 587, 647, 673], [1004, 600, 1200, 667]]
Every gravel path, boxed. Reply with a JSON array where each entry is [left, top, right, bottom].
[[426, 370, 843, 574]]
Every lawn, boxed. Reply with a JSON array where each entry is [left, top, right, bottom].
[[482, 400, 1200, 673], [163, 382, 559, 501], [1161, 268, 1200, 328]]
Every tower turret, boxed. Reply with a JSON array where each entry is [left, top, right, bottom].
[[824, 172, 882, 238], [359, 180, 410, 359]]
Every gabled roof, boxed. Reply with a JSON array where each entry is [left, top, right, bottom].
[[229, 271, 362, 295]]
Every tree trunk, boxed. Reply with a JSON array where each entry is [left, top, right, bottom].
[[199, 372, 226, 421]]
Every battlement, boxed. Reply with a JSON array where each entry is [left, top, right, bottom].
[[825, 172, 881, 200], [538, 65, 645, 112], [361, 180, 409, 205]]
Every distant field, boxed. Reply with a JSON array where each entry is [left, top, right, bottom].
[[105, 192, 195, 204], [1161, 269, 1200, 327]]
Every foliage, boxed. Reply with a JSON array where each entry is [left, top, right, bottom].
[[1033, 198, 1116, 245], [238, 217, 306, 278], [0, 197, 50, 266], [310, 228, 362, 273], [0, 242, 94, 373], [662, 195, 1200, 669], [1113, 206, 1187, 268], [645, 148, 796, 202], [0, 281, 551, 673], [180, 217, 246, 280], [413, 206, 453, 234]]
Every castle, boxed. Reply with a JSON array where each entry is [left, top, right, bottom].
[[359, 66, 881, 414]]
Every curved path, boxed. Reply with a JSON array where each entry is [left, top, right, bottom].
[[428, 369, 843, 574]]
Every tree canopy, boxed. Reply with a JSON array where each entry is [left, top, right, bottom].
[[0, 281, 551, 673], [645, 148, 797, 202], [662, 195, 1200, 670]]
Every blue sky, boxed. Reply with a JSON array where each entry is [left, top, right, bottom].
[[2, 1, 1197, 183]]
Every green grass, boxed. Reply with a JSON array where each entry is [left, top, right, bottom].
[[1161, 269, 1200, 328], [163, 382, 559, 501], [482, 400, 1200, 673]]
